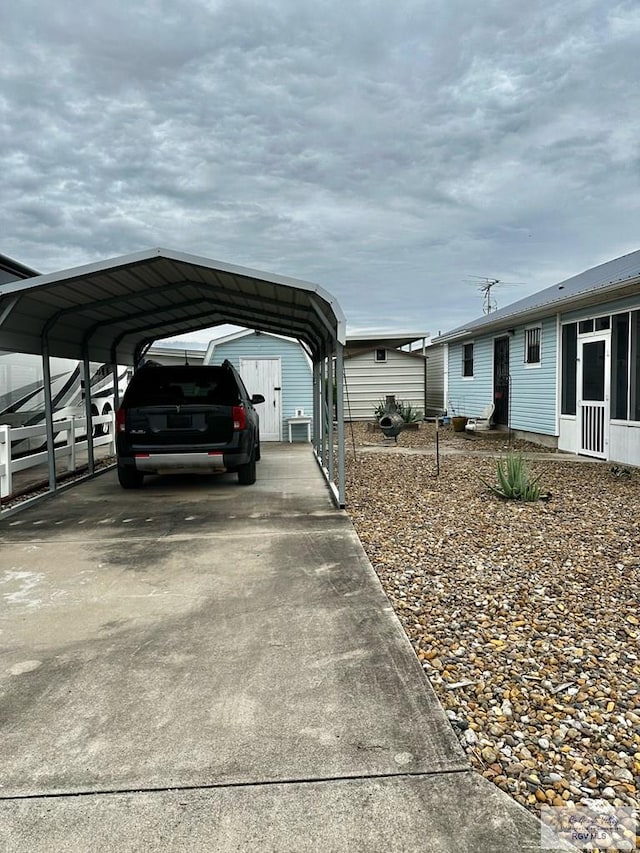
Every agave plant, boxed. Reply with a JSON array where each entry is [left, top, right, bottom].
[[481, 454, 544, 502], [373, 399, 422, 423]]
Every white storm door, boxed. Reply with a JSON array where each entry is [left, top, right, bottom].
[[240, 358, 282, 441], [577, 336, 609, 458]]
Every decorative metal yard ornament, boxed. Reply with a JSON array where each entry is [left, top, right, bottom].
[[378, 395, 405, 442]]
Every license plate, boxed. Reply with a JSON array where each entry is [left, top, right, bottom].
[[168, 414, 192, 428]]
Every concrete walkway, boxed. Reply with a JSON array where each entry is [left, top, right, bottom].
[[0, 445, 569, 851]]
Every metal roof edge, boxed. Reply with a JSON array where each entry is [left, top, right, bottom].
[[345, 330, 430, 340], [0, 247, 347, 343], [436, 271, 640, 344], [344, 346, 427, 361], [146, 344, 206, 359], [0, 253, 41, 278], [154, 248, 347, 343], [0, 248, 163, 295], [199, 328, 256, 352], [204, 328, 306, 362]]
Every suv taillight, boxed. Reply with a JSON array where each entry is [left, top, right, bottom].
[[232, 405, 246, 430], [116, 408, 126, 432]]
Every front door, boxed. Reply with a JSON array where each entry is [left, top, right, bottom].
[[240, 358, 282, 441], [578, 336, 609, 458], [493, 336, 510, 426]]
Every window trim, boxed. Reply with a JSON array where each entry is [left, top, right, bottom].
[[462, 342, 474, 378], [524, 325, 542, 366]]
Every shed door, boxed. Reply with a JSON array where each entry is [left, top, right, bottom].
[[240, 358, 281, 441], [578, 336, 609, 458]]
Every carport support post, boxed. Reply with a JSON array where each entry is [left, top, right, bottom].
[[41, 338, 57, 492], [82, 350, 95, 475], [313, 361, 324, 452], [319, 357, 328, 467], [111, 359, 120, 409], [312, 361, 318, 447], [335, 342, 345, 507], [326, 352, 334, 478]]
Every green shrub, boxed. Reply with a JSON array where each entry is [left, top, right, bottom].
[[481, 454, 544, 502]]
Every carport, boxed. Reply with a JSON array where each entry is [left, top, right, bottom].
[[0, 248, 347, 505]]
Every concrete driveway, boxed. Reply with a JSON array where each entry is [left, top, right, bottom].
[[0, 445, 568, 851]]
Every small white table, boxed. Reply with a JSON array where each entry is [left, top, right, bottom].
[[287, 415, 312, 443]]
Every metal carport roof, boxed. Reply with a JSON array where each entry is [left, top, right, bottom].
[[0, 248, 347, 506], [0, 248, 345, 363]]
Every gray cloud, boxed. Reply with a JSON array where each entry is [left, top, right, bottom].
[[2, 0, 640, 339]]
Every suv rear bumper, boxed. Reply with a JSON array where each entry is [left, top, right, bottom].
[[118, 448, 252, 475]]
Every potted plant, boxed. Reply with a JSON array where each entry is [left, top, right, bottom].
[[448, 400, 468, 432]]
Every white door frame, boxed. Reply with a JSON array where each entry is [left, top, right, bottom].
[[240, 357, 282, 441], [577, 334, 610, 458]]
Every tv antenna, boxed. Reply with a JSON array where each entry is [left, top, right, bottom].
[[467, 276, 523, 314]]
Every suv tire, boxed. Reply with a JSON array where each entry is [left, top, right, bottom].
[[118, 464, 145, 489], [237, 452, 256, 485]]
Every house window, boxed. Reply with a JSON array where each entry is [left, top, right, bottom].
[[579, 319, 594, 334], [462, 343, 474, 377], [525, 327, 541, 364], [561, 323, 577, 415], [595, 316, 610, 331], [375, 348, 386, 362]]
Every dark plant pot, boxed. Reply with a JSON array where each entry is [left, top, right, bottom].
[[452, 416, 468, 432]]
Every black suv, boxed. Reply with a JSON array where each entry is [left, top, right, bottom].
[[115, 361, 263, 489]]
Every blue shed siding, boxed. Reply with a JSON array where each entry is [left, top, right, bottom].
[[447, 317, 558, 435], [211, 333, 313, 440]]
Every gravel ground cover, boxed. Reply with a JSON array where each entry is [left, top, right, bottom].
[[346, 423, 639, 840]]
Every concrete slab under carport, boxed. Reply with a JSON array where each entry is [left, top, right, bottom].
[[0, 444, 569, 851]]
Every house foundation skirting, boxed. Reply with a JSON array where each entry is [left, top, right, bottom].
[[500, 427, 559, 450]]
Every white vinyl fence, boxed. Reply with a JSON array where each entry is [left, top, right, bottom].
[[0, 413, 115, 499]]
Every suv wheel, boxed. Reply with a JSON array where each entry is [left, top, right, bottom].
[[237, 453, 256, 485], [118, 463, 145, 489]]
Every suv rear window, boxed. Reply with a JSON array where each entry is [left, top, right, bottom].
[[124, 366, 240, 407]]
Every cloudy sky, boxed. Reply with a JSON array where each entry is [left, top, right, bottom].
[[2, 0, 640, 343]]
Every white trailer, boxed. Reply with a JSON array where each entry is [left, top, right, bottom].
[[0, 350, 129, 454]]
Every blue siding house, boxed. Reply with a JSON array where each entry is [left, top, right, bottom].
[[437, 249, 640, 466], [204, 329, 313, 442]]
